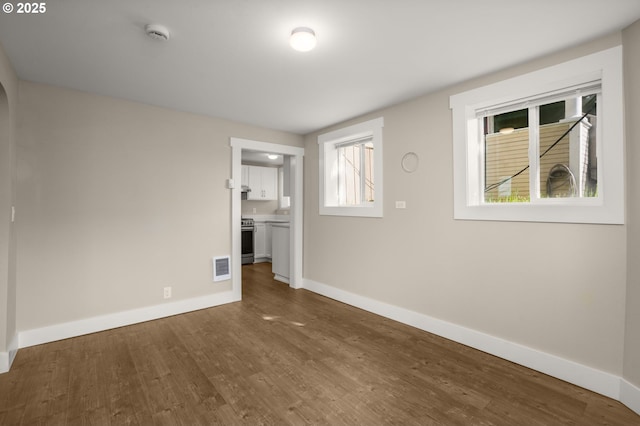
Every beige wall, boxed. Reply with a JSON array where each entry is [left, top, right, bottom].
[[0, 41, 18, 359], [304, 33, 629, 375], [16, 81, 302, 331], [623, 20, 640, 388]]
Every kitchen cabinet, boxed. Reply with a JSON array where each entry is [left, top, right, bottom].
[[254, 221, 273, 262], [246, 165, 277, 200], [254, 222, 267, 262], [265, 222, 272, 258], [271, 223, 290, 283]]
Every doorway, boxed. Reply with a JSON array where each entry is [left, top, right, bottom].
[[0, 82, 17, 372], [230, 138, 304, 300]]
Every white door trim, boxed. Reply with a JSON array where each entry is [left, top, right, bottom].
[[230, 138, 304, 295]]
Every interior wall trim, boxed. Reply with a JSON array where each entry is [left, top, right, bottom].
[[1, 332, 20, 373], [303, 278, 637, 415], [17, 290, 239, 350], [0, 352, 7, 374], [621, 379, 640, 415]]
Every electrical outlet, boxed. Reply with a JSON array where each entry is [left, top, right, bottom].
[[163, 286, 172, 299]]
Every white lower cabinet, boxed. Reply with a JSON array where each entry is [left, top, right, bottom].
[[254, 223, 266, 261], [254, 222, 273, 263], [265, 223, 272, 259], [271, 223, 290, 283]]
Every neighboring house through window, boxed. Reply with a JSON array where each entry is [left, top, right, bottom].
[[483, 91, 598, 202]]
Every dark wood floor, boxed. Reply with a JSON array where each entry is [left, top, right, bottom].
[[0, 263, 638, 425]]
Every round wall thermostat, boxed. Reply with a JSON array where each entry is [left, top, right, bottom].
[[401, 152, 419, 173]]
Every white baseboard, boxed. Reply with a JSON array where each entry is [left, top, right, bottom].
[[302, 278, 630, 408], [0, 352, 7, 374], [620, 379, 640, 416], [274, 274, 289, 284], [0, 332, 18, 374], [19, 290, 240, 349]]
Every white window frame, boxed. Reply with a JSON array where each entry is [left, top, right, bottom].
[[450, 46, 624, 224], [318, 117, 384, 217]]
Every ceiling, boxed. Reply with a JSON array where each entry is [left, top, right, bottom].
[[1, 1, 640, 135], [242, 150, 284, 166]]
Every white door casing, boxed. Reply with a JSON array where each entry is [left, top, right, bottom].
[[229, 138, 304, 297]]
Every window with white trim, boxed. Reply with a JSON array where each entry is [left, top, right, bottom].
[[318, 117, 384, 217], [450, 46, 624, 224]]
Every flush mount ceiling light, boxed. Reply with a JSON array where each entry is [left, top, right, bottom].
[[145, 24, 170, 41], [289, 27, 317, 52], [499, 127, 515, 135], [267, 154, 279, 160]]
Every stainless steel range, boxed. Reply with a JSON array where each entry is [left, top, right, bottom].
[[241, 218, 255, 265]]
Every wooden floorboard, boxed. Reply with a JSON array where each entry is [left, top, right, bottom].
[[0, 262, 638, 425]]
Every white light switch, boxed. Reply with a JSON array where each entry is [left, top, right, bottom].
[[395, 201, 406, 209]]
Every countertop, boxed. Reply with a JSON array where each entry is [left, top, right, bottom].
[[271, 222, 290, 228], [244, 214, 290, 224]]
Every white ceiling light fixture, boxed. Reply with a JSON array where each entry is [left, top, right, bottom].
[[145, 24, 170, 41], [289, 27, 317, 52], [267, 154, 279, 160]]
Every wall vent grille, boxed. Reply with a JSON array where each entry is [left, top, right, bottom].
[[213, 256, 231, 282]]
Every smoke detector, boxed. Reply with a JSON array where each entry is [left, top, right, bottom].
[[145, 24, 170, 41]]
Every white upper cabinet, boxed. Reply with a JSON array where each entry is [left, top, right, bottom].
[[246, 165, 277, 200]]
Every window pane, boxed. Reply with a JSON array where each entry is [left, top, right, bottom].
[[483, 109, 530, 203], [539, 94, 597, 198], [337, 145, 356, 206], [493, 108, 528, 132], [338, 144, 362, 205], [364, 142, 374, 202], [337, 142, 375, 206]]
